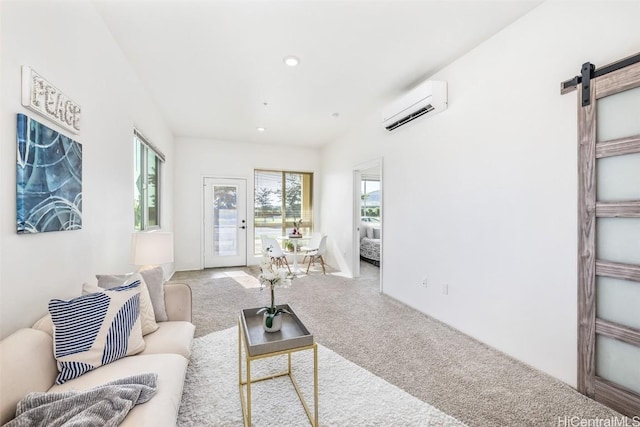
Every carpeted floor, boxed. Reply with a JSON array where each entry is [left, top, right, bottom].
[[178, 327, 466, 426], [171, 262, 624, 427]]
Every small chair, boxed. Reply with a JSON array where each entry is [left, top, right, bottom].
[[262, 236, 291, 273], [305, 235, 327, 275], [301, 232, 322, 265]]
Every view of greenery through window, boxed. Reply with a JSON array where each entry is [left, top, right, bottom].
[[254, 170, 313, 254], [361, 179, 380, 222], [134, 131, 162, 230], [213, 185, 238, 256]]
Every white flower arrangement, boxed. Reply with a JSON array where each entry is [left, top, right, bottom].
[[257, 246, 292, 327]]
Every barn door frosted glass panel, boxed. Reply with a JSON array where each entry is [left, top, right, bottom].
[[596, 86, 640, 142], [596, 276, 640, 330], [596, 218, 640, 265], [596, 335, 640, 395], [575, 57, 640, 416], [596, 152, 640, 201]]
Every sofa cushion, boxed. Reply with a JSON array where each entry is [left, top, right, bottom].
[[49, 281, 145, 384], [91, 275, 159, 335], [48, 353, 188, 427], [97, 267, 168, 322], [139, 321, 195, 358], [0, 329, 58, 425], [164, 283, 193, 322], [33, 317, 193, 356], [32, 282, 189, 338], [31, 314, 54, 337]]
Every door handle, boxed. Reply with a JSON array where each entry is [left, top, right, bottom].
[[239, 226, 246, 229]]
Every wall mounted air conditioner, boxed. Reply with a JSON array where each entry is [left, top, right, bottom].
[[382, 80, 447, 131]]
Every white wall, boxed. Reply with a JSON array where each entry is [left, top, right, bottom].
[[321, 1, 640, 387], [0, 1, 175, 339], [174, 138, 321, 271]]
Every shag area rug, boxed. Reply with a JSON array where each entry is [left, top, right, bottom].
[[177, 327, 466, 426]]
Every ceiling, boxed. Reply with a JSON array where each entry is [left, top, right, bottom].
[[94, 0, 541, 147]]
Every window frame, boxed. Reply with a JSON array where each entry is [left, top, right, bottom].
[[134, 129, 164, 231], [361, 178, 381, 219], [253, 169, 314, 254]]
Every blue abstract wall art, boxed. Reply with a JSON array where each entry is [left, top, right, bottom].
[[17, 113, 82, 233]]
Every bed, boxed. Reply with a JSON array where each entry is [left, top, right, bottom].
[[360, 224, 381, 266]]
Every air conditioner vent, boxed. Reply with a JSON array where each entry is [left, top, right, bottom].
[[381, 80, 447, 131], [384, 105, 434, 131]]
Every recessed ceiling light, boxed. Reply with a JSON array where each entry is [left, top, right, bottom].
[[256, 127, 266, 132], [331, 112, 340, 118], [283, 55, 300, 67]]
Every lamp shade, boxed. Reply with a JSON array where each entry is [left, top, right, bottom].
[[131, 232, 174, 266]]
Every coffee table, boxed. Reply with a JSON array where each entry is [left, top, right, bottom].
[[238, 305, 318, 426]]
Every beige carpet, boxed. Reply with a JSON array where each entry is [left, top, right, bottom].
[[178, 327, 466, 426], [172, 262, 625, 427]]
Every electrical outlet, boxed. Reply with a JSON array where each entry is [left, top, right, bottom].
[[421, 277, 428, 288], [442, 283, 449, 295]]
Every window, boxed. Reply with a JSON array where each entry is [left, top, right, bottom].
[[134, 130, 164, 230], [361, 178, 380, 221], [254, 170, 313, 253]]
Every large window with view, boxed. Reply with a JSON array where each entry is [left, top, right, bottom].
[[361, 178, 380, 223], [254, 170, 313, 254], [134, 130, 164, 230]]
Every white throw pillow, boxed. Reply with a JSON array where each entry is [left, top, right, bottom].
[[366, 226, 374, 239], [49, 281, 145, 384], [372, 227, 381, 239], [139, 267, 167, 322], [97, 267, 167, 322], [93, 274, 158, 335]]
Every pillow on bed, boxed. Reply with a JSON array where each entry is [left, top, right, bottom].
[[48, 281, 145, 384], [366, 226, 374, 239]]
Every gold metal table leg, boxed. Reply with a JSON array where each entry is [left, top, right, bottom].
[[246, 352, 252, 427], [238, 321, 242, 385], [314, 344, 318, 426], [239, 318, 318, 426]]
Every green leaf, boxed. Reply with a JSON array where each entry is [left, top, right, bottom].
[[266, 314, 273, 328]]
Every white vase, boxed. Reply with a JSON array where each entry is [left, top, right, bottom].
[[262, 312, 282, 332]]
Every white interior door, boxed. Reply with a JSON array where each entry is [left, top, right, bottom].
[[203, 178, 247, 268]]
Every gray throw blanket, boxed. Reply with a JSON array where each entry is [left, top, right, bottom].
[[4, 373, 157, 427]]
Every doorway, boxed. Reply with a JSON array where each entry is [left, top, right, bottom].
[[203, 177, 247, 268], [353, 159, 383, 292]]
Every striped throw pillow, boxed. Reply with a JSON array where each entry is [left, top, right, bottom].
[[93, 274, 159, 335], [49, 281, 145, 384]]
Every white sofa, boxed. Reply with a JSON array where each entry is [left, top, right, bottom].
[[0, 282, 195, 426]]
